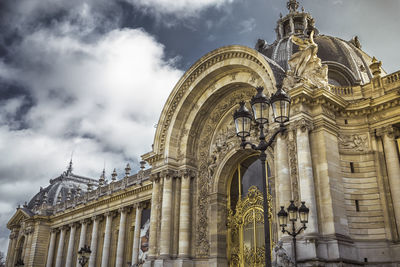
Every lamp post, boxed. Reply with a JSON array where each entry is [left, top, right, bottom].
[[277, 201, 310, 267], [233, 86, 291, 266], [78, 245, 91, 267]]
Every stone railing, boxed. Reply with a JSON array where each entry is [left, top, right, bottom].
[[384, 70, 400, 85], [329, 86, 354, 96]]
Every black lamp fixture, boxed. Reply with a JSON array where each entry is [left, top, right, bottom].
[[233, 85, 290, 266], [78, 245, 92, 267], [277, 201, 310, 267]]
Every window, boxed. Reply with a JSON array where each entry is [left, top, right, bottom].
[[350, 162, 355, 173], [355, 200, 360, 212]]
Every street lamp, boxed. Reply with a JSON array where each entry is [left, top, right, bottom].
[[277, 201, 310, 267], [78, 245, 92, 267], [233, 85, 291, 266]]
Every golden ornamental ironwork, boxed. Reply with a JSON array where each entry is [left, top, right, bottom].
[[228, 186, 273, 267]]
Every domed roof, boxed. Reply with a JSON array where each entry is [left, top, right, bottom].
[[27, 161, 98, 209], [255, 0, 384, 87]]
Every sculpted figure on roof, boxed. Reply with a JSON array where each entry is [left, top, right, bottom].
[[284, 29, 328, 89]]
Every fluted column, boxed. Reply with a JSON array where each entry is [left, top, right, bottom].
[[46, 229, 57, 267], [159, 170, 175, 257], [88, 216, 102, 267], [178, 170, 193, 258], [381, 126, 400, 230], [115, 207, 128, 267], [295, 119, 319, 235], [148, 174, 161, 259], [65, 223, 77, 267], [131, 204, 144, 265], [55, 226, 67, 267], [275, 132, 291, 207], [76, 219, 89, 267], [101, 212, 114, 267]]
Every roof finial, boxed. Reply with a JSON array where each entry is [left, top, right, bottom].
[[125, 163, 131, 178], [287, 0, 299, 13], [66, 158, 73, 176], [99, 168, 106, 186], [112, 168, 117, 182]]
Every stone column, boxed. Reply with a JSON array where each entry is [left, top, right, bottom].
[[115, 207, 128, 267], [295, 119, 319, 235], [172, 176, 181, 258], [381, 126, 400, 230], [46, 229, 57, 267], [159, 170, 175, 258], [101, 211, 114, 267], [76, 219, 89, 267], [178, 170, 193, 258], [6, 231, 17, 267], [148, 174, 161, 259], [55, 226, 67, 267], [88, 216, 102, 267], [65, 223, 77, 267], [131, 203, 143, 265], [275, 132, 291, 207], [23, 227, 34, 265]]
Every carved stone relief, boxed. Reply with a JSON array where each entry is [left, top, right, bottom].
[[287, 129, 299, 205], [339, 134, 369, 152], [195, 88, 255, 257]]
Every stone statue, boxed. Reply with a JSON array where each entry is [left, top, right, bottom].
[[272, 241, 295, 267], [283, 30, 328, 89]]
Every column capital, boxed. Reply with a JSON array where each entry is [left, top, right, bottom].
[[133, 202, 145, 210], [292, 118, 314, 133], [50, 227, 60, 234], [80, 218, 91, 225], [69, 222, 79, 228], [104, 210, 117, 217], [118, 206, 130, 213], [149, 172, 160, 182], [376, 125, 399, 139], [161, 169, 178, 180], [91, 214, 103, 222], [179, 169, 197, 179]]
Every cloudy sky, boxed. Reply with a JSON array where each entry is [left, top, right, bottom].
[[0, 0, 399, 254]]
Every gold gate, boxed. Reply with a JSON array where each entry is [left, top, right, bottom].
[[228, 186, 269, 267]]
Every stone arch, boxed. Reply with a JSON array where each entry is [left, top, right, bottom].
[[148, 45, 282, 262], [152, 45, 280, 163]]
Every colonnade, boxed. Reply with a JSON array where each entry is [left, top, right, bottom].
[[45, 202, 148, 267], [147, 169, 195, 262]]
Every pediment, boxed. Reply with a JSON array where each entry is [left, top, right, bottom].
[[7, 208, 33, 229]]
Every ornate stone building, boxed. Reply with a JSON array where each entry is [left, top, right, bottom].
[[6, 1, 400, 266]]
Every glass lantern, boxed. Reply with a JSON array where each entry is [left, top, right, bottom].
[[299, 201, 310, 224], [233, 101, 253, 138], [287, 200, 298, 222], [270, 87, 291, 124], [277, 206, 288, 227], [250, 86, 270, 124]]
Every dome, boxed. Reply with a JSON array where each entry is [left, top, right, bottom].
[[26, 161, 98, 209], [255, 1, 384, 87]]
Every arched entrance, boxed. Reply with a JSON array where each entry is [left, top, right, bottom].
[[227, 155, 277, 267]]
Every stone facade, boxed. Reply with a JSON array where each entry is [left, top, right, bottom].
[[6, 1, 400, 266]]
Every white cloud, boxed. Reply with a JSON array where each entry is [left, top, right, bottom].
[[0, 20, 183, 254], [125, 0, 235, 17]]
